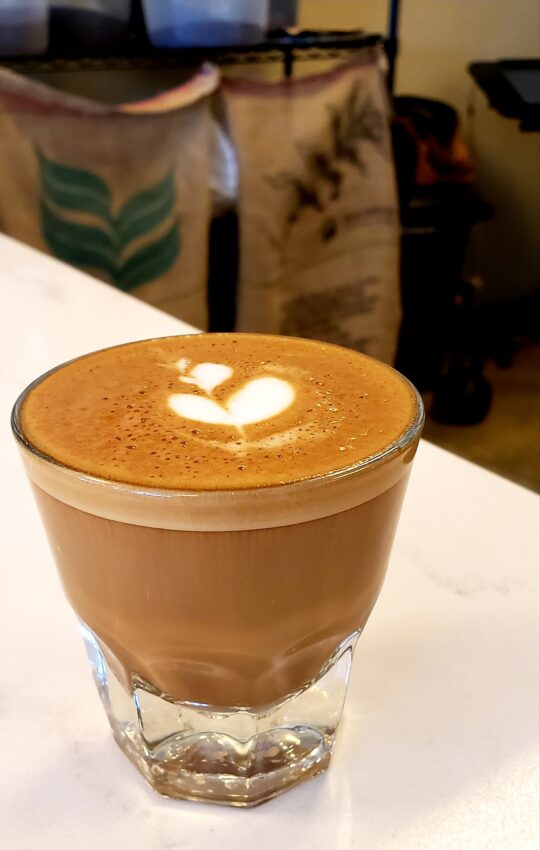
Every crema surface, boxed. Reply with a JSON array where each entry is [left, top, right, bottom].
[[21, 334, 416, 490]]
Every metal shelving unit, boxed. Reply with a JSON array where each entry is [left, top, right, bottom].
[[0, 31, 384, 78]]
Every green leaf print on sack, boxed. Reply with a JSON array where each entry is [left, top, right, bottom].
[[38, 150, 180, 290]]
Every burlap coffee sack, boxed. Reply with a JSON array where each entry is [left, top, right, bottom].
[[0, 65, 219, 328], [223, 49, 401, 363]]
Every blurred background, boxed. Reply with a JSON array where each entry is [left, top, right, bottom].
[[1, 0, 538, 490]]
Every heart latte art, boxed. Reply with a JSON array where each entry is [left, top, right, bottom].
[[168, 360, 296, 430]]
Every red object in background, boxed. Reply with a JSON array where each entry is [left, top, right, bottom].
[[393, 96, 474, 187]]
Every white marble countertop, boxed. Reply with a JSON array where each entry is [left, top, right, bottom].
[[1, 235, 538, 850]]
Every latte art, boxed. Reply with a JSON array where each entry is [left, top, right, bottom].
[[20, 334, 417, 490], [169, 359, 295, 432]]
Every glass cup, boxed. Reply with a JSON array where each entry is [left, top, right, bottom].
[[142, 0, 270, 48], [12, 340, 423, 806], [0, 0, 48, 56]]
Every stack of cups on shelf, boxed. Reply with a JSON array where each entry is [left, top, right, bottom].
[[142, 0, 269, 48], [0, 0, 48, 55], [0, 1, 274, 55], [0, 0, 133, 55]]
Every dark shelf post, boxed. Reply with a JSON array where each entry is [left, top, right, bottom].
[[283, 43, 293, 78], [386, 0, 400, 93]]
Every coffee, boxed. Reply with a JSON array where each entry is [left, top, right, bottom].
[[14, 334, 422, 803], [30, 474, 409, 706]]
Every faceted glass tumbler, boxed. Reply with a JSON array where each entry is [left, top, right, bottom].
[[83, 623, 359, 804], [13, 371, 423, 806]]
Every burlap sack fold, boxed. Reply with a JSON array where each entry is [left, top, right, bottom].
[[0, 64, 219, 328], [223, 49, 401, 363]]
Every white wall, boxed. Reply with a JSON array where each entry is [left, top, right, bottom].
[[300, 0, 540, 303]]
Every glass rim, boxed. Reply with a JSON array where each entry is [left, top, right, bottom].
[[12, 333, 424, 497], [12, 333, 425, 499]]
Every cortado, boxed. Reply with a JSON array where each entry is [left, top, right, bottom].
[[14, 334, 423, 805]]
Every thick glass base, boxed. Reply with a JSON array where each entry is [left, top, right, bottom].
[[81, 623, 360, 806]]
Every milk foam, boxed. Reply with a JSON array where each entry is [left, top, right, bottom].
[[169, 360, 296, 431], [19, 439, 420, 531]]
